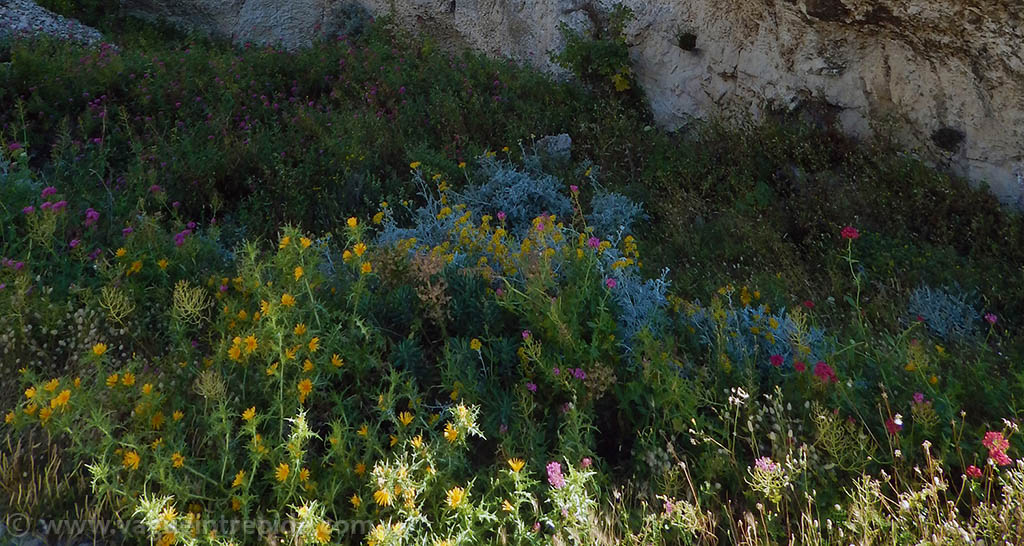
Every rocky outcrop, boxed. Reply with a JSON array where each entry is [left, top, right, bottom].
[[121, 0, 1024, 206], [1, 0, 106, 45]]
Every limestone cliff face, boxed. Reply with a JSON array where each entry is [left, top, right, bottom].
[[122, 0, 1024, 205]]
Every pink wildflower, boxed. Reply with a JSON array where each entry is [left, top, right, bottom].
[[546, 461, 565, 488], [769, 354, 783, 368], [966, 465, 983, 479], [983, 431, 1010, 453], [841, 226, 860, 240]]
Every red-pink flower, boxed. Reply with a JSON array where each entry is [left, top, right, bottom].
[[802, 300, 814, 309], [991, 450, 1012, 467], [966, 465, 982, 479], [841, 226, 860, 240], [885, 417, 902, 436], [813, 361, 837, 383], [983, 431, 1010, 453], [794, 361, 806, 372], [769, 354, 783, 367]]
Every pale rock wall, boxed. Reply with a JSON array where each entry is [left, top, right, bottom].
[[121, 0, 1024, 206]]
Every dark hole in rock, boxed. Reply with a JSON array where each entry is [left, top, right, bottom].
[[931, 127, 965, 152], [806, 0, 851, 22], [677, 31, 697, 51]]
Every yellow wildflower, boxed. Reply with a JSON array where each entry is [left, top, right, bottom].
[[242, 407, 256, 421], [244, 335, 258, 354], [25, 386, 36, 400], [303, 359, 314, 372], [398, 411, 414, 427], [409, 161, 421, 169], [275, 462, 290, 482], [357, 424, 368, 436], [354, 242, 367, 257], [469, 338, 482, 351], [151, 412, 165, 430], [373, 211, 384, 224], [315, 522, 331, 544], [331, 354, 344, 368], [300, 237, 313, 249], [106, 373, 119, 388], [299, 467, 310, 482], [507, 458, 525, 473], [172, 410, 184, 421], [158, 258, 169, 270], [142, 383, 153, 395], [93, 343, 108, 356], [308, 337, 320, 352], [172, 452, 185, 468], [266, 362, 279, 375], [355, 462, 366, 475], [298, 378, 313, 403], [279, 236, 291, 249], [294, 266, 304, 281], [116, 247, 127, 258], [347, 217, 358, 228], [294, 323, 307, 336], [228, 344, 242, 361], [444, 422, 458, 443], [43, 379, 59, 392], [123, 450, 140, 471], [51, 389, 71, 409], [502, 499, 513, 512], [281, 293, 295, 307], [350, 494, 362, 508], [342, 250, 353, 262], [122, 373, 135, 386], [232, 470, 246, 487], [361, 262, 372, 274], [373, 488, 393, 507], [446, 486, 465, 509], [411, 435, 423, 449], [39, 406, 53, 423]]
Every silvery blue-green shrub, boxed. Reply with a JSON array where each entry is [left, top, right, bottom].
[[457, 156, 573, 237], [907, 284, 980, 343], [588, 191, 646, 240], [683, 303, 833, 373]]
